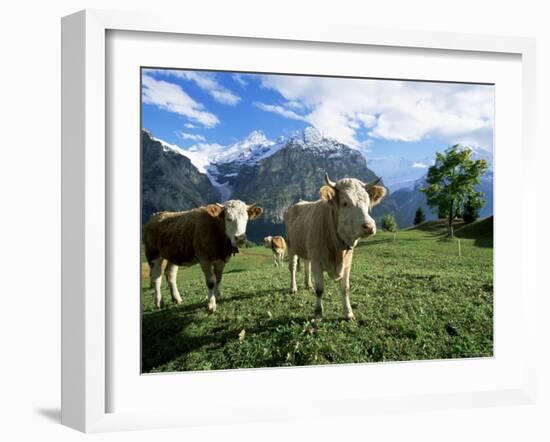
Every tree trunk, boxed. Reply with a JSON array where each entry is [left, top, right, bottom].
[[448, 202, 454, 238]]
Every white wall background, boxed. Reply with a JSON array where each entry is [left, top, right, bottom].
[[0, 1, 547, 440]]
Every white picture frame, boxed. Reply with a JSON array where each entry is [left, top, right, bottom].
[[61, 9, 537, 433]]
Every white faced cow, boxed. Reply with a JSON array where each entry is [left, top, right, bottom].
[[144, 200, 263, 312], [284, 173, 387, 320]]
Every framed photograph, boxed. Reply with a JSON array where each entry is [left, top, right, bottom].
[[61, 9, 537, 432]]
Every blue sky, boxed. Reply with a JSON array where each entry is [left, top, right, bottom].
[[141, 68, 494, 165]]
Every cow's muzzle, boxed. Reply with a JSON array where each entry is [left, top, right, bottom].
[[361, 222, 376, 236], [234, 234, 247, 247]]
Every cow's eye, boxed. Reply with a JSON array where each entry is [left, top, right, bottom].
[[342, 202, 348, 207]]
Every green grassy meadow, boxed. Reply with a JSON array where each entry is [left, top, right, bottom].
[[141, 218, 493, 373]]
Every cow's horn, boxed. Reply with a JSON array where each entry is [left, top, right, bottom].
[[215, 203, 224, 208], [247, 202, 258, 209], [364, 177, 382, 189], [324, 172, 336, 188]]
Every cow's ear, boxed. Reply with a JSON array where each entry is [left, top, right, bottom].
[[320, 185, 336, 204], [247, 206, 263, 219], [206, 204, 224, 218], [367, 185, 387, 207]]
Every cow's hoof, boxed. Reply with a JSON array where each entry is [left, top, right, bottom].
[[344, 313, 356, 321], [290, 289, 298, 295], [173, 298, 182, 305], [155, 299, 165, 309], [207, 302, 217, 313]]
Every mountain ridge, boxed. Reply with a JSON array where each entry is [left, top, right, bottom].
[[142, 128, 493, 238]]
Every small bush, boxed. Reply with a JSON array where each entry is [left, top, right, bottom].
[[414, 207, 426, 225], [381, 214, 397, 232]]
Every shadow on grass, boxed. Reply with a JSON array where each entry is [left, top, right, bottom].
[[142, 310, 310, 372], [142, 287, 294, 372]]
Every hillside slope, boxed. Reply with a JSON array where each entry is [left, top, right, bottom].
[[141, 130, 220, 224]]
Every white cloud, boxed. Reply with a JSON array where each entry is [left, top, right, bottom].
[[285, 100, 307, 110], [146, 69, 240, 105], [253, 102, 308, 122], [142, 75, 219, 128], [412, 162, 429, 168], [175, 131, 206, 142], [355, 112, 377, 128], [257, 75, 494, 150], [184, 123, 197, 129], [232, 74, 248, 87]]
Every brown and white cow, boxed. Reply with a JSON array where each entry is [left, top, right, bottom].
[[144, 200, 263, 311], [263, 235, 287, 268], [284, 173, 386, 320]]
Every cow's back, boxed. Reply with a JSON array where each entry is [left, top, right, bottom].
[[285, 199, 343, 274], [144, 211, 185, 263], [285, 201, 319, 259], [271, 235, 286, 252], [144, 208, 229, 265]]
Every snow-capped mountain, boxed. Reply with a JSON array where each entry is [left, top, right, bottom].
[[285, 126, 348, 156], [223, 127, 395, 240], [141, 127, 396, 240], [204, 131, 285, 200], [142, 127, 493, 237], [205, 127, 356, 202], [211, 130, 285, 166]]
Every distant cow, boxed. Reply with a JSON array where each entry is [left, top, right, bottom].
[[285, 173, 386, 320], [263, 235, 287, 268], [144, 200, 263, 311]]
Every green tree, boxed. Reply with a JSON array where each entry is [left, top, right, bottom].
[[382, 214, 397, 232], [414, 207, 426, 225], [462, 194, 482, 224], [421, 145, 488, 237]]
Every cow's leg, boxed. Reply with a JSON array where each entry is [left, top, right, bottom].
[[289, 253, 298, 294], [339, 264, 355, 320], [304, 259, 313, 290], [148, 260, 154, 289], [150, 257, 164, 309], [165, 262, 182, 305], [273, 252, 278, 268], [213, 260, 225, 301], [200, 260, 217, 312], [311, 260, 324, 319]]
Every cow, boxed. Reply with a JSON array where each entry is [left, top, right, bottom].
[[144, 200, 263, 312], [263, 235, 287, 268], [284, 173, 387, 320]]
